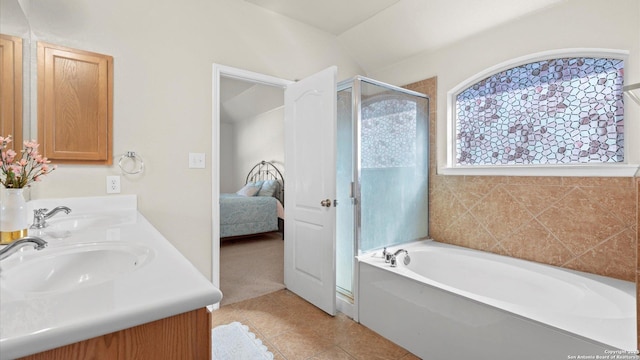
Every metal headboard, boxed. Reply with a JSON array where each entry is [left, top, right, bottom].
[[245, 160, 284, 205]]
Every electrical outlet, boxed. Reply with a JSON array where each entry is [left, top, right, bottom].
[[107, 176, 121, 194]]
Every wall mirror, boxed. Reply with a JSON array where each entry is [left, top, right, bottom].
[[0, 0, 31, 146], [1, 0, 113, 166]]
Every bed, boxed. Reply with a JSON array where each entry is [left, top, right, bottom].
[[220, 160, 284, 239]]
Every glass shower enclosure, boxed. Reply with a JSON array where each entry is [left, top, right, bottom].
[[336, 77, 430, 300]]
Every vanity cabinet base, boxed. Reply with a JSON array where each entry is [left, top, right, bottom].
[[19, 308, 211, 360]]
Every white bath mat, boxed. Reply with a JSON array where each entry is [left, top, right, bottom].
[[212, 321, 274, 360]]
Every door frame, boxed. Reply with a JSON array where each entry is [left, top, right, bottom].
[[211, 64, 293, 297]]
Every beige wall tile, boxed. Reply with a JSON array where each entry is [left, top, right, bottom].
[[537, 188, 627, 256], [562, 177, 635, 187], [507, 176, 563, 186], [468, 186, 533, 241], [579, 185, 636, 225], [573, 228, 636, 282], [443, 212, 497, 251], [503, 184, 568, 217], [500, 219, 573, 267]]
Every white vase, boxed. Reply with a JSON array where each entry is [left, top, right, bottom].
[[0, 188, 28, 245]]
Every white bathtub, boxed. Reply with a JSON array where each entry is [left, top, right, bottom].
[[358, 240, 637, 360]]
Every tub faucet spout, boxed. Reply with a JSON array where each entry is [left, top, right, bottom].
[[30, 206, 72, 229], [0, 236, 48, 261], [390, 249, 410, 267]]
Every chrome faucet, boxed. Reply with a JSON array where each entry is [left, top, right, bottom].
[[0, 236, 48, 261], [30, 206, 72, 229], [390, 249, 410, 267], [383, 247, 392, 263]]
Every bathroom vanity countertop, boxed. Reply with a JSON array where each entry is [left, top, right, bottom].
[[0, 195, 222, 360]]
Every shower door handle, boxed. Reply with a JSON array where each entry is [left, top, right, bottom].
[[320, 199, 332, 207]]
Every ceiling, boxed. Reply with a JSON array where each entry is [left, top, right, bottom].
[[245, 0, 566, 74], [220, 77, 284, 124]]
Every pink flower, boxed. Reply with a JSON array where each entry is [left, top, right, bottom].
[[6, 149, 16, 162], [0, 134, 56, 188], [23, 140, 39, 149], [0, 135, 12, 145]]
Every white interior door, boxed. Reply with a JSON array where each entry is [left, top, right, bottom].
[[284, 66, 337, 315]]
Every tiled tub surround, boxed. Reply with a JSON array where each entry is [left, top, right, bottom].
[[0, 195, 222, 359], [406, 77, 636, 283], [358, 241, 635, 358], [404, 78, 638, 347], [429, 175, 636, 282]]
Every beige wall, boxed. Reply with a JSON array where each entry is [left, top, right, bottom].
[[219, 108, 284, 194], [232, 107, 285, 192], [19, 0, 364, 279]]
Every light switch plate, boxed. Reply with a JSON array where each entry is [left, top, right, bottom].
[[189, 153, 205, 169]]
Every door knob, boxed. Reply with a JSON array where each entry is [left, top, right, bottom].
[[320, 199, 332, 207]]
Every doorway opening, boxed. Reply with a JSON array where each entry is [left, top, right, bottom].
[[212, 65, 292, 306], [218, 76, 285, 305]]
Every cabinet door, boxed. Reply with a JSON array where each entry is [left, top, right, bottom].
[[38, 42, 113, 164], [0, 34, 23, 150]]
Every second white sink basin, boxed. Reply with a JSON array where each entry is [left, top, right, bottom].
[[38, 213, 137, 239], [0, 242, 154, 294], [46, 213, 136, 231]]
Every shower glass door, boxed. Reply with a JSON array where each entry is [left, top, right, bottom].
[[335, 77, 429, 301], [358, 80, 429, 252]]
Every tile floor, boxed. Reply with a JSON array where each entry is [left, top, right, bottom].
[[211, 289, 421, 360]]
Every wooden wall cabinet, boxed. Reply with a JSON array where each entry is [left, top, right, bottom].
[[0, 34, 23, 150], [38, 42, 113, 165], [19, 308, 212, 360]]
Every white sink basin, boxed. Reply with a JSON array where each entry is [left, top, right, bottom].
[[0, 242, 154, 293], [38, 213, 137, 238]]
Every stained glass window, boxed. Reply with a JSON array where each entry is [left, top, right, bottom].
[[455, 57, 624, 165], [361, 98, 417, 168]]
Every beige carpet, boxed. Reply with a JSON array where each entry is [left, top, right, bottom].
[[220, 233, 285, 306]]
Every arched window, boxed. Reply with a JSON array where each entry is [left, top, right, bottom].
[[446, 49, 635, 176]]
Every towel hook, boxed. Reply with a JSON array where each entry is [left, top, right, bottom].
[[118, 151, 144, 175]]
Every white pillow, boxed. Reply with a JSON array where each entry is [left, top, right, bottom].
[[257, 179, 279, 197], [236, 183, 260, 197]]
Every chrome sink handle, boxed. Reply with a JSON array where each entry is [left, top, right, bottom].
[[31, 208, 49, 229], [30, 206, 72, 229], [382, 247, 392, 263]]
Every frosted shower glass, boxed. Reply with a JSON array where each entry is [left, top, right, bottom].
[[359, 82, 429, 252], [336, 88, 355, 296]]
